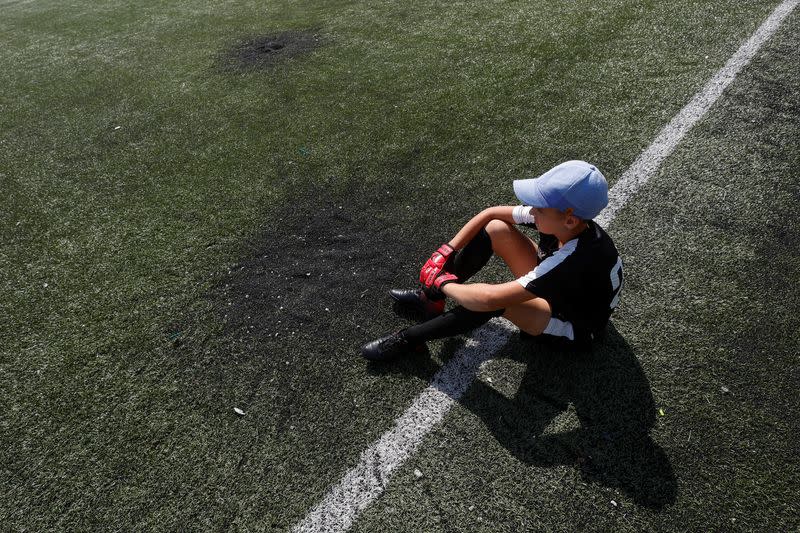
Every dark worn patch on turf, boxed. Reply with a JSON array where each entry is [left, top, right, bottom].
[[218, 186, 419, 344], [184, 176, 440, 413], [172, 180, 446, 528], [220, 31, 322, 71]]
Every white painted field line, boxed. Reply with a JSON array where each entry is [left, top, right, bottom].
[[294, 321, 514, 533], [293, 2, 798, 531], [598, 0, 799, 227]]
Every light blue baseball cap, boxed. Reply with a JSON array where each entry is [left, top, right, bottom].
[[513, 160, 608, 220]]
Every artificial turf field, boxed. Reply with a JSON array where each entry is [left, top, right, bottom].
[[1, 0, 798, 531]]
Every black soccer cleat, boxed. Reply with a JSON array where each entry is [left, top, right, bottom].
[[389, 288, 445, 321], [360, 331, 426, 361]]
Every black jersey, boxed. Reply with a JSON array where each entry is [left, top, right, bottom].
[[517, 221, 623, 342]]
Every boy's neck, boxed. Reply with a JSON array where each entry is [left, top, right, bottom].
[[557, 220, 589, 246]]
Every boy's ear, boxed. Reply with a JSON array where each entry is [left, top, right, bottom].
[[563, 208, 580, 228]]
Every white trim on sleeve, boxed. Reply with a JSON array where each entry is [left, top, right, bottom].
[[515, 238, 579, 289], [516, 271, 536, 288]]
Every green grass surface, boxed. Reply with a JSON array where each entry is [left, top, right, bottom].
[[354, 10, 800, 531], [1, 0, 797, 530]]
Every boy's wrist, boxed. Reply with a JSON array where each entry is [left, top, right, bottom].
[[512, 205, 535, 225]]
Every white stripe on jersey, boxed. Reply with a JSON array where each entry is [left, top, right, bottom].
[[516, 238, 579, 288], [512, 205, 535, 225], [543, 317, 575, 340]]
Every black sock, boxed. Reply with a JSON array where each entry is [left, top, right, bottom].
[[426, 226, 494, 301], [401, 305, 504, 344], [450, 227, 493, 281]]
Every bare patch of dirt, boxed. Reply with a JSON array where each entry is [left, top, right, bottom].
[[218, 184, 421, 344], [180, 177, 436, 410], [220, 31, 323, 71]]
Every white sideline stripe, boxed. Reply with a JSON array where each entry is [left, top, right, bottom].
[[293, 2, 798, 531], [294, 321, 514, 533], [597, 0, 799, 227]]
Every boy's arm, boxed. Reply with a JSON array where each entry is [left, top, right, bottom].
[[419, 205, 531, 291], [447, 206, 520, 250], [442, 280, 534, 312]]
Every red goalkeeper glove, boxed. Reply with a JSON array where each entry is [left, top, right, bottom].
[[427, 271, 458, 299], [420, 244, 455, 288], [433, 272, 458, 291]]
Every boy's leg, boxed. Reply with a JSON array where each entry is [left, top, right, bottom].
[[401, 291, 552, 352], [504, 299, 589, 350], [482, 219, 540, 278], [366, 221, 543, 359], [448, 219, 540, 284], [397, 219, 541, 343], [446, 226, 494, 282], [391, 221, 539, 319], [502, 298, 552, 335], [400, 305, 505, 344], [368, 222, 540, 360], [361, 305, 504, 360], [390, 225, 496, 320], [395, 298, 551, 353], [402, 222, 534, 340]]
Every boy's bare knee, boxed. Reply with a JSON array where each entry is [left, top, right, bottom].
[[485, 219, 514, 239], [485, 218, 513, 234], [485, 219, 527, 255]]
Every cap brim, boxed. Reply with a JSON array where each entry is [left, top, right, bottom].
[[513, 178, 549, 208]]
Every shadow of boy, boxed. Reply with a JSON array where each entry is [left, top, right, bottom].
[[460, 324, 677, 509]]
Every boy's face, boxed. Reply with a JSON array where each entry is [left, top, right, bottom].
[[532, 206, 581, 235]]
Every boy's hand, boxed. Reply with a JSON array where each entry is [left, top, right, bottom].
[[420, 244, 455, 288]]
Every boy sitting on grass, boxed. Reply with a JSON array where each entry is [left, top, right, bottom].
[[361, 160, 623, 361]]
